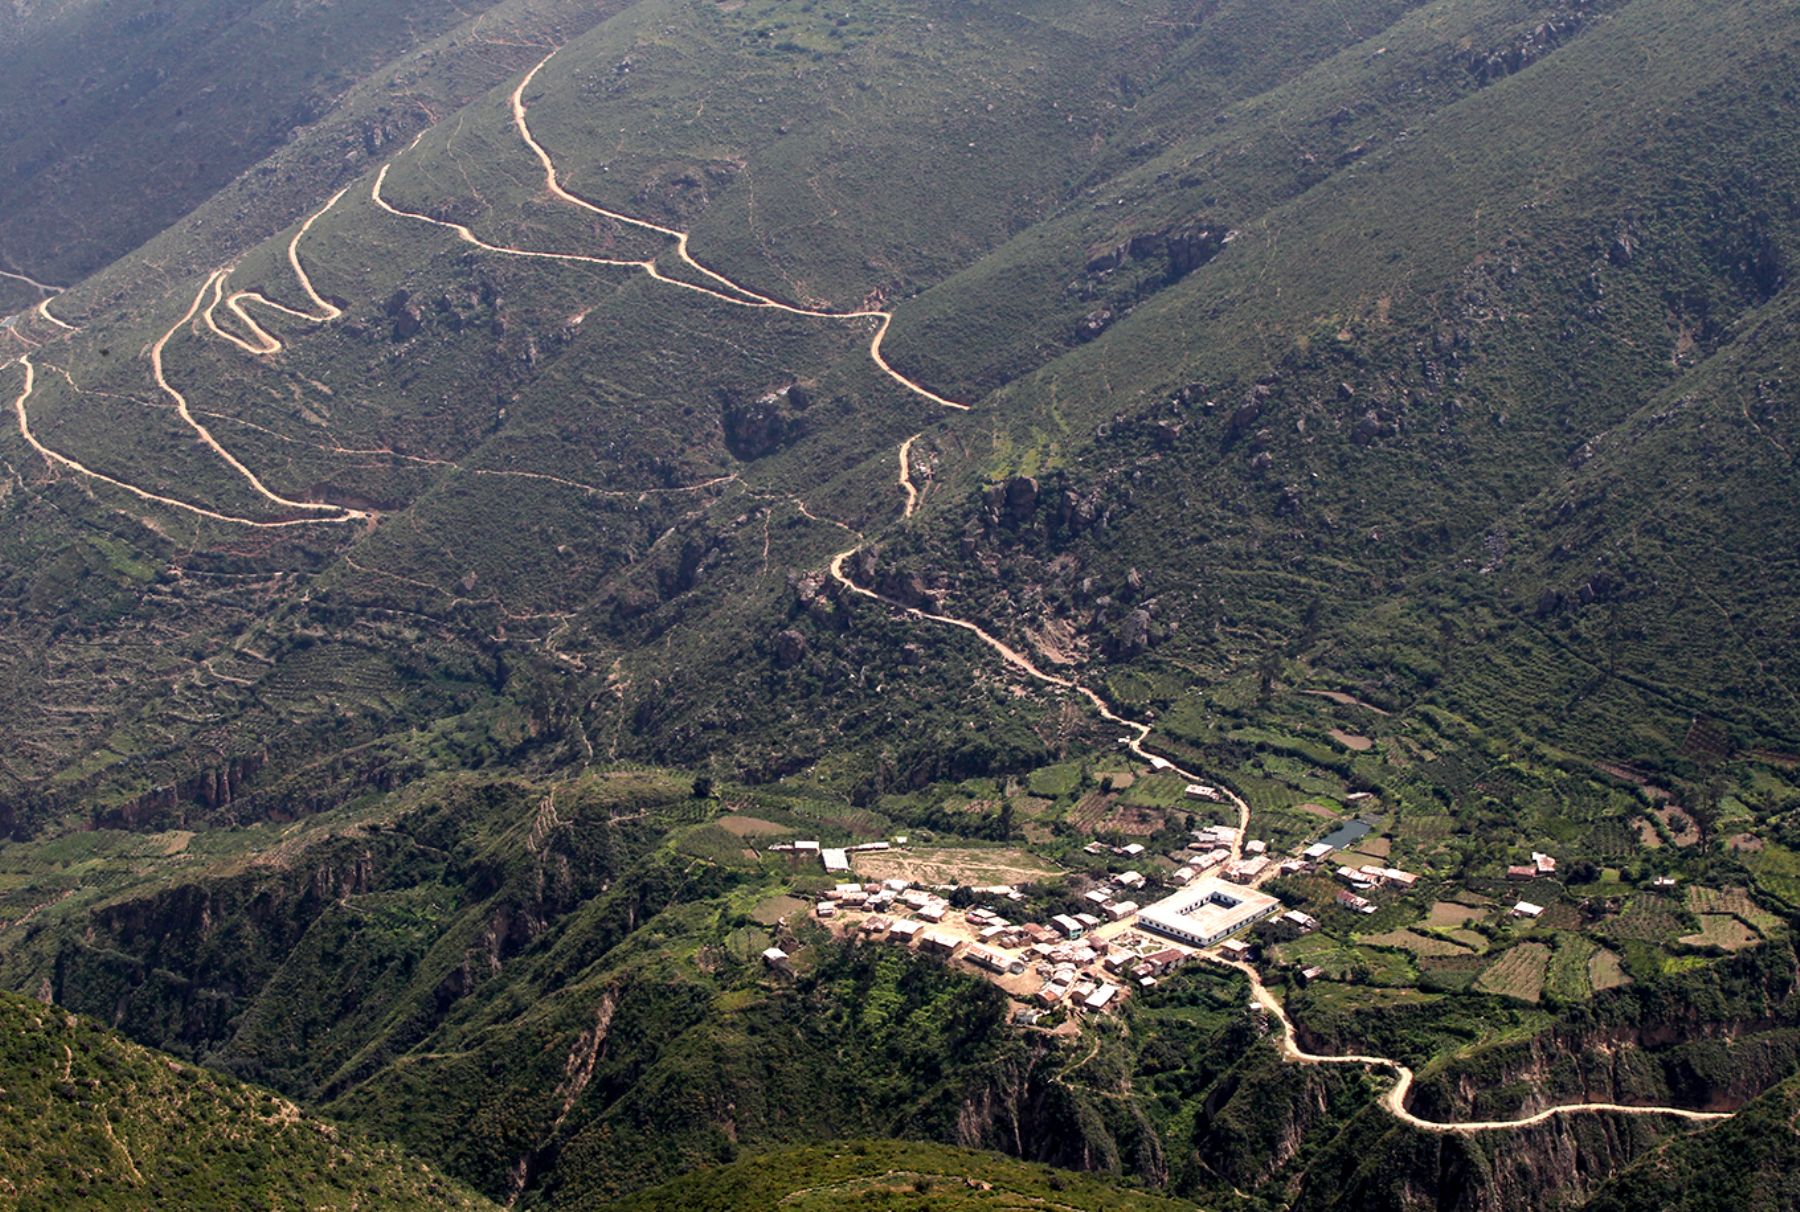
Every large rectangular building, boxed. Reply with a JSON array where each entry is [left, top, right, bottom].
[[1135, 877, 1281, 948]]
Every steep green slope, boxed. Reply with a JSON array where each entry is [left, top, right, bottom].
[[1581, 1072, 1800, 1211], [607, 1140, 1197, 1212], [0, 989, 491, 1209], [1, 0, 1799, 1208]]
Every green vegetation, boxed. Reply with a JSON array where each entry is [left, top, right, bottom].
[[0, 990, 490, 1209], [1, 0, 1799, 1206], [610, 1139, 1194, 1211]]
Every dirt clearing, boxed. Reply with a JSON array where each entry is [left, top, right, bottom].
[[854, 846, 1061, 887]]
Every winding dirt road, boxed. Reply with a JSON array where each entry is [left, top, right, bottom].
[[203, 189, 348, 356], [7, 355, 348, 528], [896, 432, 923, 517], [150, 274, 366, 523], [828, 450, 1726, 1136], [508, 49, 969, 413], [0, 48, 1755, 1140], [1215, 956, 1732, 1133]]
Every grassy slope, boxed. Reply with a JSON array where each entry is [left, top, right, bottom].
[[606, 1139, 1197, 1212], [0, 989, 492, 1209]]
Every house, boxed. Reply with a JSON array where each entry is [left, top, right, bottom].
[[1011, 1007, 1043, 1026], [794, 840, 821, 854], [1052, 914, 1085, 939], [920, 930, 961, 957], [1282, 910, 1319, 933], [1335, 890, 1375, 914], [1173, 866, 1197, 884], [1336, 865, 1375, 888], [1381, 868, 1420, 889], [1141, 947, 1189, 974], [1185, 784, 1222, 801], [1245, 839, 1268, 855], [838, 891, 868, 907], [1037, 983, 1068, 1006], [1075, 912, 1102, 931], [1120, 843, 1147, 858], [816, 901, 838, 918], [1083, 841, 1109, 856], [1298, 965, 1326, 985], [888, 920, 924, 944], [1652, 876, 1680, 888], [1513, 901, 1544, 918], [1084, 889, 1113, 907], [762, 947, 790, 970], [1084, 985, 1120, 1011], [900, 890, 932, 909], [1303, 842, 1334, 860], [821, 848, 851, 873], [1276, 858, 1306, 875], [1220, 938, 1253, 959], [859, 916, 891, 936], [966, 945, 1025, 975], [1021, 923, 1059, 945], [1148, 755, 1172, 771], [1506, 864, 1538, 881], [916, 903, 947, 924], [1224, 855, 1270, 883], [1196, 847, 1232, 870], [1532, 851, 1558, 876], [883, 878, 911, 892], [1104, 900, 1139, 922], [850, 841, 890, 852], [1116, 870, 1147, 889]]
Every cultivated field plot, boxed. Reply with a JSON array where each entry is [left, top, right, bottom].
[[1425, 900, 1488, 928], [1363, 929, 1474, 958], [1068, 792, 1118, 833], [1679, 914, 1761, 951], [718, 815, 791, 838], [751, 894, 810, 925], [1601, 895, 1686, 942], [1588, 947, 1630, 991], [854, 846, 1061, 887], [1543, 936, 1599, 1001], [1274, 935, 1417, 985], [1397, 814, 1454, 842], [1474, 942, 1551, 1003], [1120, 773, 1192, 809], [1686, 885, 1783, 935]]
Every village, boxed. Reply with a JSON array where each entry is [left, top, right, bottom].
[[751, 779, 1479, 1026]]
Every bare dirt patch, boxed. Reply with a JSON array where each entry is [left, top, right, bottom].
[[854, 847, 1061, 887], [1426, 901, 1486, 928], [1679, 914, 1761, 951], [1297, 802, 1340, 820], [1301, 689, 1390, 715], [717, 815, 789, 838], [1632, 818, 1663, 849], [1654, 805, 1701, 847], [1327, 728, 1374, 752], [1346, 836, 1392, 860]]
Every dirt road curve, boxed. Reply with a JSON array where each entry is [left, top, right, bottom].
[[829, 498, 1727, 1135], [509, 49, 969, 412]]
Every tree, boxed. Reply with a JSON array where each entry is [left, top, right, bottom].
[[692, 775, 715, 799]]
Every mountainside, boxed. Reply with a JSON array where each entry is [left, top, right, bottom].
[[3, 0, 1799, 1207], [0, 988, 492, 1209]]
